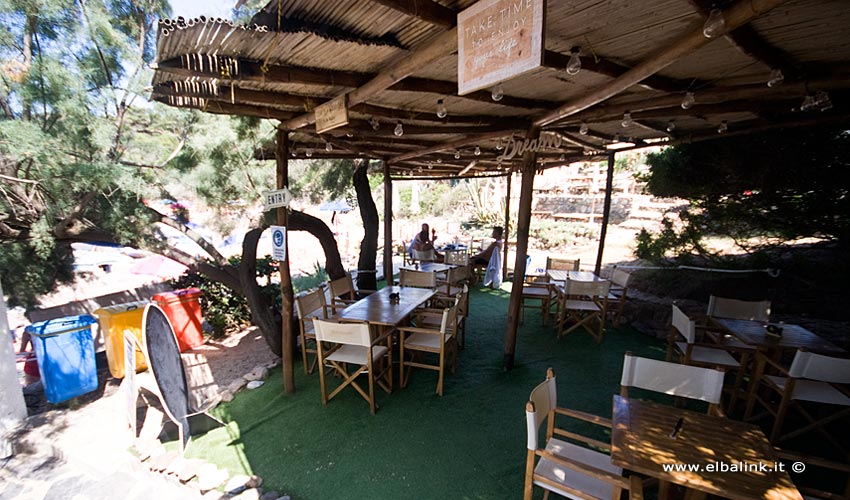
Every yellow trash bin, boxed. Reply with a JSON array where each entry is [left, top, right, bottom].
[[93, 301, 149, 378]]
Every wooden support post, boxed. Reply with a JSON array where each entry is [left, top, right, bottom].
[[503, 127, 540, 371], [383, 161, 393, 284], [276, 129, 295, 394], [502, 172, 512, 279], [595, 152, 616, 276]]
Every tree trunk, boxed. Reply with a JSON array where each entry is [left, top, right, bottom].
[[353, 160, 378, 291], [239, 227, 282, 356], [288, 211, 346, 280]]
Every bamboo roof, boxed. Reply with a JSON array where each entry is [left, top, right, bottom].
[[151, 0, 850, 179]]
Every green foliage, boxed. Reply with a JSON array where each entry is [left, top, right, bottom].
[[641, 126, 850, 261], [0, 240, 74, 308], [529, 219, 599, 248], [171, 269, 251, 339]]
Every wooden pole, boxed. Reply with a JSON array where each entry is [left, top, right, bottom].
[[502, 172, 512, 279], [503, 127, 540, 371], [383, 160, 393, 284], [276, 128, 295, 394], [595, 152, 616, 276]]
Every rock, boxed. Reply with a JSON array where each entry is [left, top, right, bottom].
[[201, 490, 226, 500], [178, 458, 206, 482], [264, 359, 280, 370], [165, 456, 187, 476], [227, 377, 248, 394], [276, 496, 291, 500], [219, 390, 234, 402], [244, 365, 269, 381], [197, 463, 229, 491], [230, 488, 261, 500], [260, 491, 280, 500], [150, 451, 180, 472], [246, 380, 265, 390], [225, 474, 251, 494]]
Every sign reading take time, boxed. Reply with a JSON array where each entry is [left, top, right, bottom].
[[457, 0, 545, 95]]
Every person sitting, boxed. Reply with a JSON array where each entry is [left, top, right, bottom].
[[470, 226, 504, 287], [470, 226, 504, 266], [411, 223, 444, 262]]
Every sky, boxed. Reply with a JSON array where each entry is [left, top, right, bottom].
[[169, 0, 237, 20]]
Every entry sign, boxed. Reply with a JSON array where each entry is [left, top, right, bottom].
[[271, 225, 287, 262], [457, 0, 545, 95], [263, 188, 293, 211]]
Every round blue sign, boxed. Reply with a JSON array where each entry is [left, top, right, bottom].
[[273, 229, 284, 247]]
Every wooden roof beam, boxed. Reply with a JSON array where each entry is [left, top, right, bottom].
[[366, 0, 456, 29], [634, 120, 673, 138], [389, 129, 523, 164], [152, 95, 295, 121], [551, 131, 605, 152], [533, 0, 787, 128], [280, 28, 459, 131]]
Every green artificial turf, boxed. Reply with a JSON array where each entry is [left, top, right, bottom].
[[184, 284, 667, 499]]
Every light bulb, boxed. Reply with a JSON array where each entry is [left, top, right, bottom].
[[566, 47, 581, 75], [436, 98, 447, 118], [325, 142, 332, 152], [495, 139, 503, 151], [621, 111, 633, 128], [559, 154, 566, 161], [394, 121, 404, 136], [666, 120, 676, 132], [436, 157, 442, 163], [579, 121, 589, 135], [681, 91, 695, 109], [703, 8, 725, 38], [767, 69, 784, 88], [474, 146, 481, 156], [491, 84, 504, 101], [454, 150, 461, 159], [417, 166, 423, 173], [369, 117, 380, 130], [800, 95, 816, 111], [427, 163, 433, 169], [717, 120, 728, 133], [290, 151, 296, 157], [305, 149, 313, 157]]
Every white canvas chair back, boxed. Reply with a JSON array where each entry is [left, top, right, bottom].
[[547, 257, 580, 271], [621, 353, 724, 406], [526, 373, 557, 450], [412, 248, 436, 262], [671, 303, 697, 344], [444, 248, 468, 266], [312, 319, 372, 347], [564, 278, 610, 298], [610, 268, 631, 288], [483, 243, 502, 289], [788, 350, 850, 384], [400, 268, 437, 288], [707, 295, 771, 321]]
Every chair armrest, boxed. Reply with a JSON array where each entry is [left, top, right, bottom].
[[397, 326, 441, 336], [757, 351, 792, 376], [554, 407, 612, 428], [372, 328, 396, 345]]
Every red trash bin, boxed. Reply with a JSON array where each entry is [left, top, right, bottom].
[[152, 288, 205, 352]]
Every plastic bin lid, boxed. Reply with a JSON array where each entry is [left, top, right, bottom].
[[152, 288, 202, 301], [93, 300, 150, 315], [26, 314, 97, 337]]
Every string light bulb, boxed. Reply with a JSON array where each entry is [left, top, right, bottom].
[[717, 120, 728, 133], [369, 117, 380, 130], [436, 98, 447, 118], [579, 121, 589, 135], [325, 142, 333, 152], [394, 121, 404, 136], [702, 8, 726, 38], [454, 150, 461, 159], [621, 111, 633, 128], [436, 157, 442, 163], [491, 84, 504, 102], [681, 91, 695, 110], [566, 46, 581, 75], [666, 120, 676, 132], [767, 69, 784, 88], [495, 139, 504, 151], [305, 149, 313, 157], [474, 146, 481, 156]]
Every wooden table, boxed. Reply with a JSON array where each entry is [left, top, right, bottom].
[[335, 286, 436, 327], [711, 318, 846, 356], [546, 270, 605, 283], [611, 395, 802, 500], [399, 262, 457, 273]]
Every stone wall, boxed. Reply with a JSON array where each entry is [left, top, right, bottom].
[[533, 195, 633, 224]]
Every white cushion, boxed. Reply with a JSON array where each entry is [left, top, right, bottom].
[[405, 332, 453, 351], [326, 345, 388, 365], [675, 342, 740, 367], [765, 376, 850, 406], [534, 438, 621, 500]]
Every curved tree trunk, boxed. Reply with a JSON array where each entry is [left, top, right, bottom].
[[238, 227, 282, 356], [289, 210, 346, 280], [353, 160, 379, 291]]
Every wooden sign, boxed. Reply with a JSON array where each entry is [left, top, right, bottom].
[[315, 94, 349, 134], [457, 0, 545, 95]]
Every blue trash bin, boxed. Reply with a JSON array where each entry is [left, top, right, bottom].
[[26, 315, 98, 403]]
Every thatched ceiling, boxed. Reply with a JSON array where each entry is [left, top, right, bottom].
[[151, 0, 850, 179]]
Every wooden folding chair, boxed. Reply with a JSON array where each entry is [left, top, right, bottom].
[[555, 278, 610, 342], [546, 256, 580, 272], [606, 268, 632, 325], [621, 351, 726, 416], [398, 302, 458, 396], [399, 268, 437, 289], [411, 248, 436, 263], [666, 304, 751, 413], [745, 348, 850, 454], [525, 368, 644, 500], [294, 287, 328, 375], [328, 273, 374, 312], [707, 295, 771, 321], [312, 319, 393, 414], [520, 275, 557, 325]]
